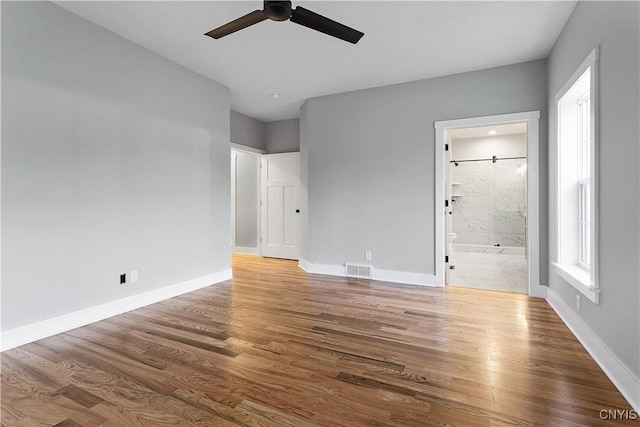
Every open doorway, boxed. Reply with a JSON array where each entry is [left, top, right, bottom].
[[446, 123, 528, 293], [230, 145, 300, 261], [435, 111, 545, 298], [231, 144, 263, 256]]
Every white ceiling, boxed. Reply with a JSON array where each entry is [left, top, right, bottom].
[[55, 1, 576, 122]]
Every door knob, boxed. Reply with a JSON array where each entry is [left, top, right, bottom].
[[295, 209, 300, 213]]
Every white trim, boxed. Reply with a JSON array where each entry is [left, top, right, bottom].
[[372, 269, 437, 287], [554, 47, 600, 302], [0, 269, 232, 352], [546, 288, 640, 412], [434, 120, 446, 287], [435, 111, 543, 297], [230, 152, 237, 250], [300, 260, 345, 277], [554, 48, 599, 105], [230, 142, 265, 155], [298, 259, 437, 287]]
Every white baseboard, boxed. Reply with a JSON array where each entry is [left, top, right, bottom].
[[373, 268, 438, 287], [232, 246, 260, 256], [299, 259, 344, 276], [0, 269, 232, 352], [298, 259, 438, 287], [546, 288, 640, 412]]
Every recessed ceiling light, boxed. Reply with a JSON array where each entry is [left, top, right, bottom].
[[271, 92, 281, 99], [489, 130, 497, 135]]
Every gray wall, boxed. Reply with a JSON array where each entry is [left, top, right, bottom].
[[302, 60, 548, 277], [547, 1, 639, 377], [265, 118, 300, 153], [231, 110, 265, 151], [1, 2, 231, 330], [231, 112, 299, 154]]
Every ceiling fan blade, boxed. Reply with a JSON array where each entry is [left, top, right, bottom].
[[205, 10, 268, 39], [290, 6, 363, 44]]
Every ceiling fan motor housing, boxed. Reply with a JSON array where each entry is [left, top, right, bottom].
[[264, 1, 292, 21]]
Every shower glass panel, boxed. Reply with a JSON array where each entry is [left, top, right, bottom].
[[451, 158, 526, 247]]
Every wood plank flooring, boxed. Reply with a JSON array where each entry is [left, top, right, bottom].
[[1, 255, 635, 426]]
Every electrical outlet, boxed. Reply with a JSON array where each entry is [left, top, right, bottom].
[[576, 294, 581, 311], [365, 251, 372, 261], [120, 273, 126, 284], [131, 270, 138, 283]]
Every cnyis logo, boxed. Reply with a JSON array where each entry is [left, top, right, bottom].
[[599, 409, 638, 420]]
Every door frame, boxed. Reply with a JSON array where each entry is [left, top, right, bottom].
[[434, 111, 545, 298]]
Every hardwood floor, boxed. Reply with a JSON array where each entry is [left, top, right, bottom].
[[1, 255, 635, 426]]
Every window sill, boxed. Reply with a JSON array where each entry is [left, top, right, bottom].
[[552, 262, 599, 304]]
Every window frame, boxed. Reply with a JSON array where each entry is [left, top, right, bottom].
[[577, 178, 590, 268], [577, 91, 591, 269], [553, 47, 599, 304]]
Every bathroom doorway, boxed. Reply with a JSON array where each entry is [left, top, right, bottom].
[[446, 123, 528, 293], [435, 111, 544, 298]]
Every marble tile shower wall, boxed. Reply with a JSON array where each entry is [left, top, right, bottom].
[[451, 158, 526, 247]]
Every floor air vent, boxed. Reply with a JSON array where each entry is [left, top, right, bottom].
[[345, 263, 373, 279]]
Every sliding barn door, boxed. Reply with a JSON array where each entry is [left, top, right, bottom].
[[261, 153, 300, 260]]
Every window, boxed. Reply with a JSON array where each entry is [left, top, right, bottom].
[[554, 48, 599, 304]]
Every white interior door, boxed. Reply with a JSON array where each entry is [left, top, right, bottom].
[[261, 153, 299, 260]]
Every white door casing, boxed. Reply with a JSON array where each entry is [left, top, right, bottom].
[[261, 153, 300, 260], [434, 111, 543, 298], [445, 142, 453, 285], [231, 152, 237, 251]]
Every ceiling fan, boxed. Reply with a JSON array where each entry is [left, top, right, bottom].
[[204, 1, 364, 44]]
